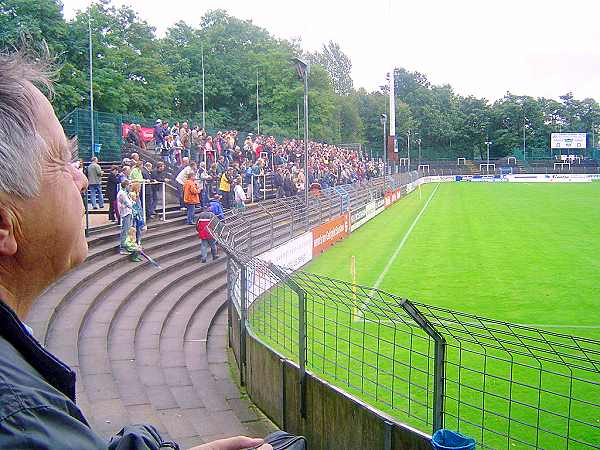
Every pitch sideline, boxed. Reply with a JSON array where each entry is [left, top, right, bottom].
[[353, 183, 441, 321], [372, 182, 441, 291]]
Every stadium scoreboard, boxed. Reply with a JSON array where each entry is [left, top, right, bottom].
[[551, 133, 586, 149]]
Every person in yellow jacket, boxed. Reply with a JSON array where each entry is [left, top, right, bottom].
[[218, 168, 233, 209], [183, 172, 200, 225]]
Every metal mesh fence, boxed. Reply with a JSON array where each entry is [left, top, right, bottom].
[[232, 262, 600, 449], [415, 302, 600, 449], [214, 172, 600, 450]]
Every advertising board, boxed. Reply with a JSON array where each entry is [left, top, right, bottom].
[[258, 231, 313, 269], [240, 232, 314, 306], [312, 214, 349, 256], [551, 133, 587, 149], [350, 205, 366, 228], [351, 200, 385, 232], [506, 174, 592, 183], [121, 123, 155, 142]]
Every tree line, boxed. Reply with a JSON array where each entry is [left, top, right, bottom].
[[2, 0, 599, 159]]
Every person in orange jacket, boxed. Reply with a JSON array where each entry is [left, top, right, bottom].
[[183, 172, 200, 224]]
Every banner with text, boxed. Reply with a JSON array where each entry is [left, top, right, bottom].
[[312, 213, 349, 256]]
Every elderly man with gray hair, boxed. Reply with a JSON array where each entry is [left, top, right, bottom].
[[0, 51, 271, 450]]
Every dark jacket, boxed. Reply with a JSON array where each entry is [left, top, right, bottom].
[[106, 172, 119, 200], [0, 300, 178, 449], [126, 129, 141, 147]]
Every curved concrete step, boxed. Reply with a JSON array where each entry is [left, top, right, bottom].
[[75, 255, 215, 439], [28, 226, 198, 345]]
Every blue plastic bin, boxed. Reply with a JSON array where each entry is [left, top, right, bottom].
[[431, 429, 476, 450]]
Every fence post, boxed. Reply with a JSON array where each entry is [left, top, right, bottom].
[[226, 258, 232, 349], [239, 264, 248, 387], [269, 263, 307, 419], [401, 299, 446, 432], [162, 182, 166, 221], [298, 289, 307, 418]]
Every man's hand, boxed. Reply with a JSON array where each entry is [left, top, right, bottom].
[[189, 435, 272, 450]]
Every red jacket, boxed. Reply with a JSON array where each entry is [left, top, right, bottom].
[[196, 212, 214, 240]]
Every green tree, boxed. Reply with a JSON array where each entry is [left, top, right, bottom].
[[309, 41, 354, 96]]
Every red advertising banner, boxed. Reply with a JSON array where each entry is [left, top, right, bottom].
[[122, 123, 155, 143], [384, 192, 393, 208], [312, 213, 349, 256], [384, 188, 403, 209]]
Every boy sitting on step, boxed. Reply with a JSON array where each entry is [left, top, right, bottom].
[[124, 227, 143, 262]]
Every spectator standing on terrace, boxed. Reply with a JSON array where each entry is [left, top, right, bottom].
[[151, 161, 170, 216], [117, 179, 134, 254], [233, 178, 246, 208], [273, 167, 284, 198], [191, 125, 201, 162], [180, 121, 190, 159], [183, 172, 200, 225], [209, 194, 225, 220], [126, 124, 141, 147], [87, 156, 104, 210], [175, 158, 194, 209], [219, 167, 233, 209], [153, 119, 164, 153], [204, 135, 214, 163], [197, 161, 211, 206], [129, 183, 144, 244], [106, 165, 120, 222], [196, 206, 218, 263]]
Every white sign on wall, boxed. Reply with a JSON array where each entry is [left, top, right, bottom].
[[551, 133, 587, 149]]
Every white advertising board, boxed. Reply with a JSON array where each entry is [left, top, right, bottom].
[[258, 231, 313, 270], [551, 133, 587, 149], [240, 232, 313, 306], [350, 200, 385, 232], [506, 174, 591, 183]]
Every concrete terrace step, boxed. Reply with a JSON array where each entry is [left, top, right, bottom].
[[76, 257, 222, 439], [31, 214, 274, 448], [28, 225, 199, 344]]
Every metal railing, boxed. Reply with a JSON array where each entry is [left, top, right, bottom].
[[210, 173, 600, 449]]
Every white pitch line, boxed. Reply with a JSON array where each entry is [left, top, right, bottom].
[[371, 183, 440, 291], [514, 324, 600, 330]]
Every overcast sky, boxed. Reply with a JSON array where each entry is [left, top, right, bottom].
[[61, 0, 600, 102]]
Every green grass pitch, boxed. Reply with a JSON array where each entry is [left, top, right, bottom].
[[249, 182, 600, 449], [307, 182, 600, 339]]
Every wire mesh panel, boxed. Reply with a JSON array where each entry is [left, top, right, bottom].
[[414, 302, 600, 449], [279, 269, 440, 432], [245, 258, 301, 359]]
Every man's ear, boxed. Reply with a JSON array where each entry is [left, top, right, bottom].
[[0, 207, 18, 257]]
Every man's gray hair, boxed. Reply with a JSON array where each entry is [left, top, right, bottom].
[[0, 51, 52, 199]]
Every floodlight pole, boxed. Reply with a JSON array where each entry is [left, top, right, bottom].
[[407, 130, 411, 171], [297, 103, 300, 139], [485, 140, 492, 172], [88, 8, 94, 159], [416, 138, 422, 164], [523, 117, 526, 161], [201, 45, 206, 130], [293, 57, 310, 206], [380, 113, 387, 177], [256, 69, 260, 135], [302, 72, 309, 205]]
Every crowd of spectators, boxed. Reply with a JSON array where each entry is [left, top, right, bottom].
[[146, 119, 384, 199]]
